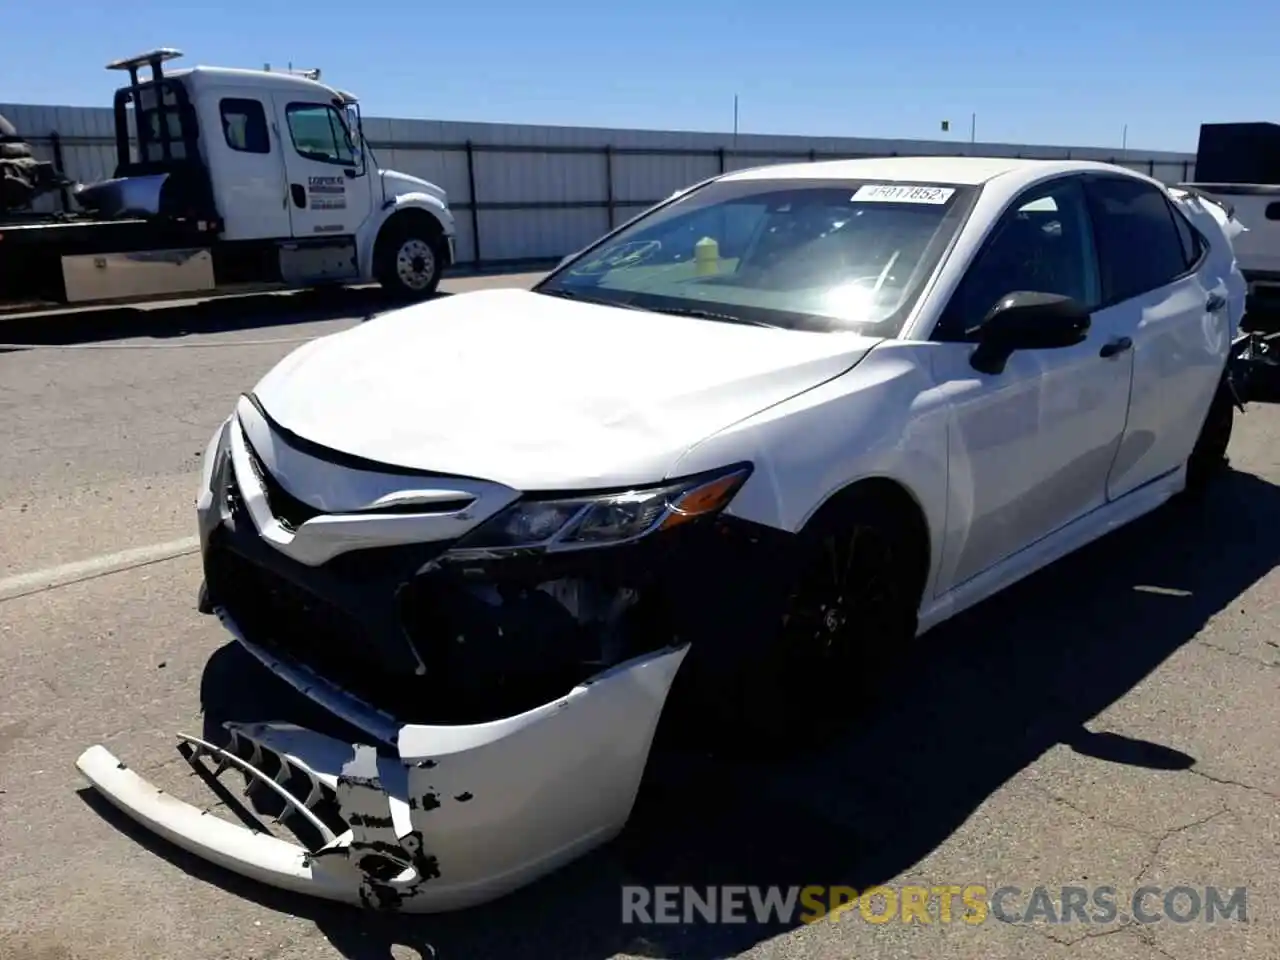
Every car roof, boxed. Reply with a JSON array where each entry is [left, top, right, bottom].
[[718, 155, 1143, 189]]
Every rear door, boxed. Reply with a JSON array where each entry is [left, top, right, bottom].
[[205, 93, 291, 241], [270, 95, 372, 239], [1083, 175, 1230, 501]]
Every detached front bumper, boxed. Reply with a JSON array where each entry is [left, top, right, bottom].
[[77, 627, 688, 912]]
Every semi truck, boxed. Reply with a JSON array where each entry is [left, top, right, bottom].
[[0, 48, 457, 314]]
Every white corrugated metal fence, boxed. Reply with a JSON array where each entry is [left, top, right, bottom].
[[1, 102, 1198, 267]]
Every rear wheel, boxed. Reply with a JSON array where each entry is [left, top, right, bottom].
[[1184, 376, 1235, 497], [375, 217, 445, 299]]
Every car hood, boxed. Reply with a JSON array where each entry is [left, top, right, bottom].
[[252, 288, 879, 490]]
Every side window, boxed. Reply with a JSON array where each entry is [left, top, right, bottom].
[[1086, 177, 1194, 303], [219, 98, 269, 154], [285, 103, 356, 165], [941, 177, 1100, 338], [1168, 199, 1205, 269]]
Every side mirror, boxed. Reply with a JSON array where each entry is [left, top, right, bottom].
[[969, 291, 1090, 375]]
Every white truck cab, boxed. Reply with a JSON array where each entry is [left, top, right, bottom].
[[3, 48, 457, 308], [175, 62, 454, 290]]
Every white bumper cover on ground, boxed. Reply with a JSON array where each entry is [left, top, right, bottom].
[[75, 639, 688, 912]]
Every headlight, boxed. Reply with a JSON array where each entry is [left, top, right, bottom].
[[448, 463, 752, 557]]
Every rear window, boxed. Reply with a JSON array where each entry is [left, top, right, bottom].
[[537, 177, 976, 336], [130, 81, 187, 161]]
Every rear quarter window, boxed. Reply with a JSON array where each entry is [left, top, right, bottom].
[[1167, 199, 1206, 268], [219, 98, 270, 154]]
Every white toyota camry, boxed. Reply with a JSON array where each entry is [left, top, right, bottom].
[[77, 156, 1248, 914]]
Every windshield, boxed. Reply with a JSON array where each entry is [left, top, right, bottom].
[[536, 177, 976, 335]]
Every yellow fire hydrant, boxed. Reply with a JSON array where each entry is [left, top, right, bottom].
[[694, 236, 720, 276]]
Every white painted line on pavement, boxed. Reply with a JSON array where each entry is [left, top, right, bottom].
[[0, 335, 325, 352], [0, 537, 200, 604]]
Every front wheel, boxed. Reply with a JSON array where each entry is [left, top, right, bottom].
[[697, 490, 926, 752], [375, 221, 445, 299]]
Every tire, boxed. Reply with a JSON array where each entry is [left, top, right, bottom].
[[698, 488, 927, 752], [374, 217, 445, 300], [1183, 376, 1235, 497]]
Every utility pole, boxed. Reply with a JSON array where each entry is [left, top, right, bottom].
[[733, 95, 739, 143], [970, 112, 976, 144], [1122, 124, 1128, 153]]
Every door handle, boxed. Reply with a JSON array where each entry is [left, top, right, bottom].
[[1206, 292, 1227, 313], [1099, 336, 1132, 358], [290, 183, 306, 208]]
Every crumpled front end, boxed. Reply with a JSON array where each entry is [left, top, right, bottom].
[[75, 396, 761, 911]]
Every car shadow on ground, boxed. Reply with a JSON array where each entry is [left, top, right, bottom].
[[0, 286, 435, 352], [78, 466, 1280, 960]]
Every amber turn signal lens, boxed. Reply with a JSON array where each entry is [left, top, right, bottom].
[[658, 469, 749, 530]]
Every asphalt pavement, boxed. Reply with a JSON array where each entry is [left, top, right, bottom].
[[1, 275, 1278, 960]]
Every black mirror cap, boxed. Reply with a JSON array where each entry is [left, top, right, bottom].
[[983, 291, 1091, 344], [969, 291, 1091, 374]]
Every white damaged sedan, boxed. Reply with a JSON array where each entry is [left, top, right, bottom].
[[77, 156, 1247, 912]]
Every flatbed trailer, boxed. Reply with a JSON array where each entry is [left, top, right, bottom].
[[0, 212, 225, 309]]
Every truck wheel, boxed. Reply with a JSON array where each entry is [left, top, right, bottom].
[[375, 218, 445, 300]]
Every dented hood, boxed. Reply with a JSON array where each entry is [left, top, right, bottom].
[[252, 288, 879, 490]]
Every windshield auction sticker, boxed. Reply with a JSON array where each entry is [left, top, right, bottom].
[[853, 184, 956, 204]]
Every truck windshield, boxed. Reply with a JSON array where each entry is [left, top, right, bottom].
[[535, 177, 976, 336]]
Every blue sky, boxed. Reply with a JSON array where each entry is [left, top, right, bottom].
[[4, 0, 1276, 152]]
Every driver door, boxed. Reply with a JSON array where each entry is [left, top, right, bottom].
[[928, 175, 1136, 593], [271, 96, 372, 239]]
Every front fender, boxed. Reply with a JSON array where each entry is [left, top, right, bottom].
[[671, 341, 950, 600], [358, 194, 457, 279]]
